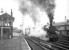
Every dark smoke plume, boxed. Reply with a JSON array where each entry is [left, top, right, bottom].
[[30, 0, 55, 26], [31, 0, 55, 14]]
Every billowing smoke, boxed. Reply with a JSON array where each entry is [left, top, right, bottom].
[[19, 0, 40, 24], [18, 0, 55, 25], [18, 0, 55, 40], [30, 0, 55, 18]]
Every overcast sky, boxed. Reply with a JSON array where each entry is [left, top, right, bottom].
[[54, 0, 68, 22]]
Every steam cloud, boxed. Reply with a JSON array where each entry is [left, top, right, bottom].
[[18, 0, 55, 39], [19, 0, 39, 24], [19, 0, 55, 24]]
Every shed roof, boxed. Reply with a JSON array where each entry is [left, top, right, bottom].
[[53, 22, 69, 26]]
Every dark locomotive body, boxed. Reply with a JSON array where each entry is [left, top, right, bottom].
[[43, 25, 59, 42]]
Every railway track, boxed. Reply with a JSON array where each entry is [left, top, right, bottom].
[[25, 37, 54, 50], [55, 40, 69, 46], [52, 40, 69, 49], [25, 38, 45, 50], [25, 36, 69, 50]]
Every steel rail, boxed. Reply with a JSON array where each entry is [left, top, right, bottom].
[[25, 37, 54, 50], [29, 37, 69, 50]]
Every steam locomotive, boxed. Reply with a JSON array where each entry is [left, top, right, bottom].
[[25, 25, 59, 42], [43, 26, 59, 42]]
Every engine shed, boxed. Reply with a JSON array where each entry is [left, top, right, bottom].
[[0, 13, 14, 39]]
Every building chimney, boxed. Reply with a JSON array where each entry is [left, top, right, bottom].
[[11, 9, 13, 17]]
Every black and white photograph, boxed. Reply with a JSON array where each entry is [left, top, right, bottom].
[[0, 0, 68, 50]]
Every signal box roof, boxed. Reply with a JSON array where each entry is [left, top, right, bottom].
[[0, 13, 15, 22]]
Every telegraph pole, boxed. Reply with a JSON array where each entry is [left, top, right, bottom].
[[65, 16, 67, 36], [65, 16, 67, 31], [10, 9, 13, 38], [1, 9, 4, 39]]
